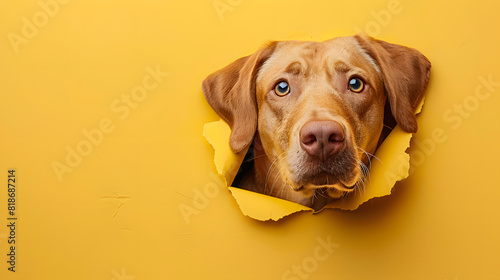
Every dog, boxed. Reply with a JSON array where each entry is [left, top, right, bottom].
[[202, 34, 431, 210]]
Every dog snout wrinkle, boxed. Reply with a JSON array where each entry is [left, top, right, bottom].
[[299, 120, 344, 161]]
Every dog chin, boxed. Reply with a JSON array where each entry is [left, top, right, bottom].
[[294, 182, 355, 199]]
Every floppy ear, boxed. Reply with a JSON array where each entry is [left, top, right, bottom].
[[354, 34, 431, 133], [202, 42, 276, 153]]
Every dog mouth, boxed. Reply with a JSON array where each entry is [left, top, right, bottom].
[[294, 172, 355, 189], [289, 150, 360, 193], [290, 171, 358, 198]]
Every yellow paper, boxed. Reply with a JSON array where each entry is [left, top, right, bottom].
[[2, 0, 500, 279], [228, 187, 312, 221]]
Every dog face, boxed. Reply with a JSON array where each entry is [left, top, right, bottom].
[[254, 37, 386, 197], [203, 34, 430, 203]]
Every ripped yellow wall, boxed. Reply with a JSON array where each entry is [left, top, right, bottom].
[[1, 0, 499, 279]]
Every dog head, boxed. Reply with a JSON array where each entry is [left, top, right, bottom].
[[203, 34, 430, 200]]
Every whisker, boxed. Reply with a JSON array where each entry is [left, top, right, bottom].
[[360, 162, 369, 195], [357, 147, 383, 165], [264, 151, 286, 194], [350, 156, 370, 197], [359, 178, 366, 196], [354, 181, 360, 196], [270, 159, 287, 197], [242, 154, 268, 163], [317, 190, 330, 199]]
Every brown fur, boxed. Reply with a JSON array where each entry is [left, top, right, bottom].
[[202, 35, 431, 209]]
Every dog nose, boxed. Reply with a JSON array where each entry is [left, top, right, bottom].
[[300, 120, 345, 160]]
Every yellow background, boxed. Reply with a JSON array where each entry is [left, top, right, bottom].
[[1, 0, 500, 279]]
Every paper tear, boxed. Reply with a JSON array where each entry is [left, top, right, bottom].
[[203, 120, 247, 187], [203, 100, 425, 220], [228, 187, 312, 221]]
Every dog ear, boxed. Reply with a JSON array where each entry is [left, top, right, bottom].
[[202, 42, 277, 153], [354, 34, 431, 133]]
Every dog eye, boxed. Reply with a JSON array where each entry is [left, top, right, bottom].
[[348, 77, 364, 93], [274, 81, 290, 96]]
